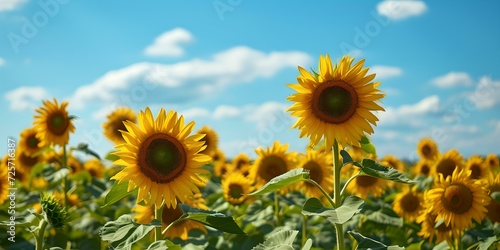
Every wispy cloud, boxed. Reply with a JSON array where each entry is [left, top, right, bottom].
[[0, 0, 27, 12], [0, 57, 5, 66], [5, 86, 49, 111], [432, 72, 472, 88], [378, 95, 440, 127], [144, 28, 194, 57], [370, 65, 403, 79], [213, 105, 240, 119], [377, 0, 428, 21]]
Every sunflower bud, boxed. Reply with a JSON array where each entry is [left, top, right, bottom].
[[41, 193, 68, 228]]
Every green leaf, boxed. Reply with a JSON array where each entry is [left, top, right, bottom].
[[146, 240, 182, 250], [43, 166, 70, 183], [71, 143, 101, 160], [105, 151, 120, 162], [99, 214, 160, 250], [252, 230, 298, 250], [478, 235, 500, 250], [359, 136, 377, 156], [365, 211, 403, 227], [405, 241, 424, 250], [301, 239, 312, 250], [249, 168, 310, 196], [340, 150, 354, 166], [70, 171, 92, 183], [301, 196, 364, 224], [179, 204, 245, 235], [348, 231, 404, 250], [491, 191, 500, 202], [101, 181, 137, 208], [358, 159, 415, 184]]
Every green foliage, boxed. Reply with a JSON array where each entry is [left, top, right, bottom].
[[102, 181, 137, 208], [302, 196, 364, 224], [99, 214, 160, 250], [249, 169, 310, 196], [252, 230, 298, 250], [348, 231, 404, 250], [178, 204, 245, 235]]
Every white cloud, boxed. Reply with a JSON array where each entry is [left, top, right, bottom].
[[179, 108, 210, 120], [244, 102, 289, 129], [5, 86, 49, 111], [144, 28, 193, 57], [377, 0, 428, 21], [0, 0, 27, 12], [432, 72, 472, 88], [468, 76, 500, 110], [213, 105, 240, 119], [71, 46, 311, 109], [370, 65, 402, 79], [0, 58, 5, 66], [378, 95, 440, 127]]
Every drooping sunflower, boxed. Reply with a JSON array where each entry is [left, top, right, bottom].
[[286, 54, 384, 149], [346, 174, 388, 199], [417, 138, 440, 161], [425, 169, 490, 231], [33, 98, 75, 146], [412, 159, 433, 177], [222, 172, 254, 205], [296, 149, 333, 198], [432, 149, 463, 179], [250, 141, 295, 190], [231, 152, 252, 177], [464, 155, 490, 180], [83, 158, 104, 179], [0, 167, 8, 205], [103, 107, 137, 144], [486, 173, 500, 223], [485, 153, 499, 171], [111, 108, 211, 208], [417, 209, 460, 244], [392, 186, 423, 222], [196, 125, 219, 157], [19, 128, 43, 156]]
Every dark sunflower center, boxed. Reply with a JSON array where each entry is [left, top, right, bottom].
[[48, 113, 69, 135], [221, 165, 228, 175], [400, 193, 420, 213], [259, 155, 287, 182], [435, 220, 451, 232], [420, 163, 430, 175], [20, 152, 39, 169], [442, 184, 473, 214], [139, 133, 187, 183], [312, 80, 358, 124], [303, 161, 323, 184], [436, 159, 457, 179], [421, 145, 432, 158], [162, 206, 184, 225], [27, 135, 40, 149], [235, 159, 247, 170], [355, 175, 377, 187], [228, 184, 244, 199], [112, 119, 128, 141], [469, 164, 481, 179]]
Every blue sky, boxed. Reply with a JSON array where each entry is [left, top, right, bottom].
[[1, 0, 500, 161]]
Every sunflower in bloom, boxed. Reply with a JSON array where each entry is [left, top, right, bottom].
[[417, 209, 460, 244], [211, 148, 226, 174], [296, 149, 333, 198], [464, 155, 490, 180], [346, 174, 388, 199], [412, 159, 432, 177], [0, 167, 8, 205], [83, 158, 104, 178], [222, 172, 254, 205], [380, 155, 405, 173], [33, 98, 75, 146], [432, 149, 463, 179], [485, 153, 499, 172], [19, 128, 43, 156], [486, 174, 500, 223], [66, 155, 83, 174], [103, 107, 137, 144], [392, 186, 423, 222], [250, 141, 295, 190], [111, 108, 211, 208], [417, 138, 440, 161], [286, 55, 384, 149], [196, 125, 219, 157], [424, 169, 490, 231], [15, 148, 42, 178], [231, 152, 252, 177]]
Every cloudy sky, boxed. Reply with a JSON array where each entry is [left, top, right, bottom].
[[1, 1, 499, 161]]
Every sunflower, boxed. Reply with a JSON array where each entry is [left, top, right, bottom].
[[485, 153, 499, 171], [83, 158, 104, 178], [417, 209, 460, 244], [286, 54, 384, 149], [417, 138, 440, 161], [33, 98, 75, 146], [486, 174, 500, 223], [53, 189, 81, 207], [250, 141, 295, 190], [346, 174, 388, 199], [392, 186, 423, 222], [222, 172, 254, 205], [214, 163, 230, 178], [0, 167, 8, 205], [295, 149, 333, 198], [432, 149, 463, 179], [196, 125, 219, 157], [66, 155, 83, 174], [19, 128, 43, 156], [15, 148, 42, 178], [103, 107, 137, 144], [111, 108, 211, 208], [211, 148, 226, 174], [231, 152, 252, 177], [425, 169, 490, 231], [464, 155, 490, 180], [412, 159, 432, 177], [380, 155, 405, 173]]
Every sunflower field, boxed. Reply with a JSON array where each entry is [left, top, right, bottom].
[[1, 55, 499, 250]]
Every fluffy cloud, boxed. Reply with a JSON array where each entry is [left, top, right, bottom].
[[213, 105, 240, 119], [432, 72, 472, 88], [5, 86, 49, 111], [144, 28, 193, 57], [0, 0, 27, 12], [377, 0, 428, 21], [378, 95, 440, 127], [467, 76, 500, 110], [244, 102, 290, 129], [370, 65, 403, 79]]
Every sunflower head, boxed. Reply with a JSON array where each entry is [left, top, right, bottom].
[[19, 128, 43, 156], [296, 149, 333, 198], [15, 148, 42, 176], [83, 158, 104, 178], [196, 126, 219, 157], [485, 153, 499, 172], [33, 98, 75, 146], [231, 152, 252, 177], [211, 148, 226, 174], [111, 107, 211, 208], [464, 155, 490, 180], [417, 138, 440, 161], [222, 172, 254, 205], [286, 54, 384, 149], [41, 193, 69, 228], [392, 186, 423, 222], [102, 107, 137, 144], [412, 159, 432, 177], [417, 209, 460, 244], [250, 141, 295, 190], [486, 174, 500, 223], [432, 149, 463, 179], [346, 175, 388, 199]]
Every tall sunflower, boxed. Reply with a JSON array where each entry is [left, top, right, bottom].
[[250, 141, 295, 189], [296, 149, 333, 198], [392, 186, 423, 222], [196, 126, 219, 157], [33, 98, 75, 146], [111, 108, 211, 208], [346, 175, 388, 199], [432, 149, 463, 179], [222, 172, 254, 205], [464, 155, 490, 180], [286, 54, 384, 149], [103, 107, 137, 144], [417, 138, 440, 161], [486, 173, 500, 223], [19, 128, 43, 156], [425, 169, 490, 231]]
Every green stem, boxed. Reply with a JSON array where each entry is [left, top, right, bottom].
[[62, 145, 68, 209], [339, 171, 360, 197], [456, 234, 463, 250], [35, 219, 48, 250], [274, 191, 280, 226], [154, 204, 163, 241], [302, 214, 307, 247], [332, 140, 344, 250], [305, 179, 335, 207], [162, 218, 184, 235]]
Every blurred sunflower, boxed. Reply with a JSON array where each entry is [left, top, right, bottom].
[[196, 125, 219, 157], [346, 175, 388, 199], [425, 169, 490, 231], [31, 176, 48, 189], [250, 141, 295, 189], [15, 149, 41, 177], [485, 153, 499, 171], [296, 149, 333, 198], [380, 155, 405, 173], [486, 174, 500, 223], [211, 149, 226, 174], [464, 155, 490, 180], [222, 172, 254, 205], [214, 163, 230, 178], [183, 193, 209, 210], [417, 209, 460, 244], [19, 128, 43, 156], [412, 159, 432, 177], [417, 138, 439, 160], [392, 186, 423, 222], [66, 155, 83, 174], [111, 108, 211, 208], [33, 98, 75, 146], [102, 107, 136, 144], [83, 158, 104, 178], [286, 55, 384, 149], [231, 152, 251, 176], [432, 149, 463, 179], [53, 189, 81, 208], [0, 167, 8, 204]]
